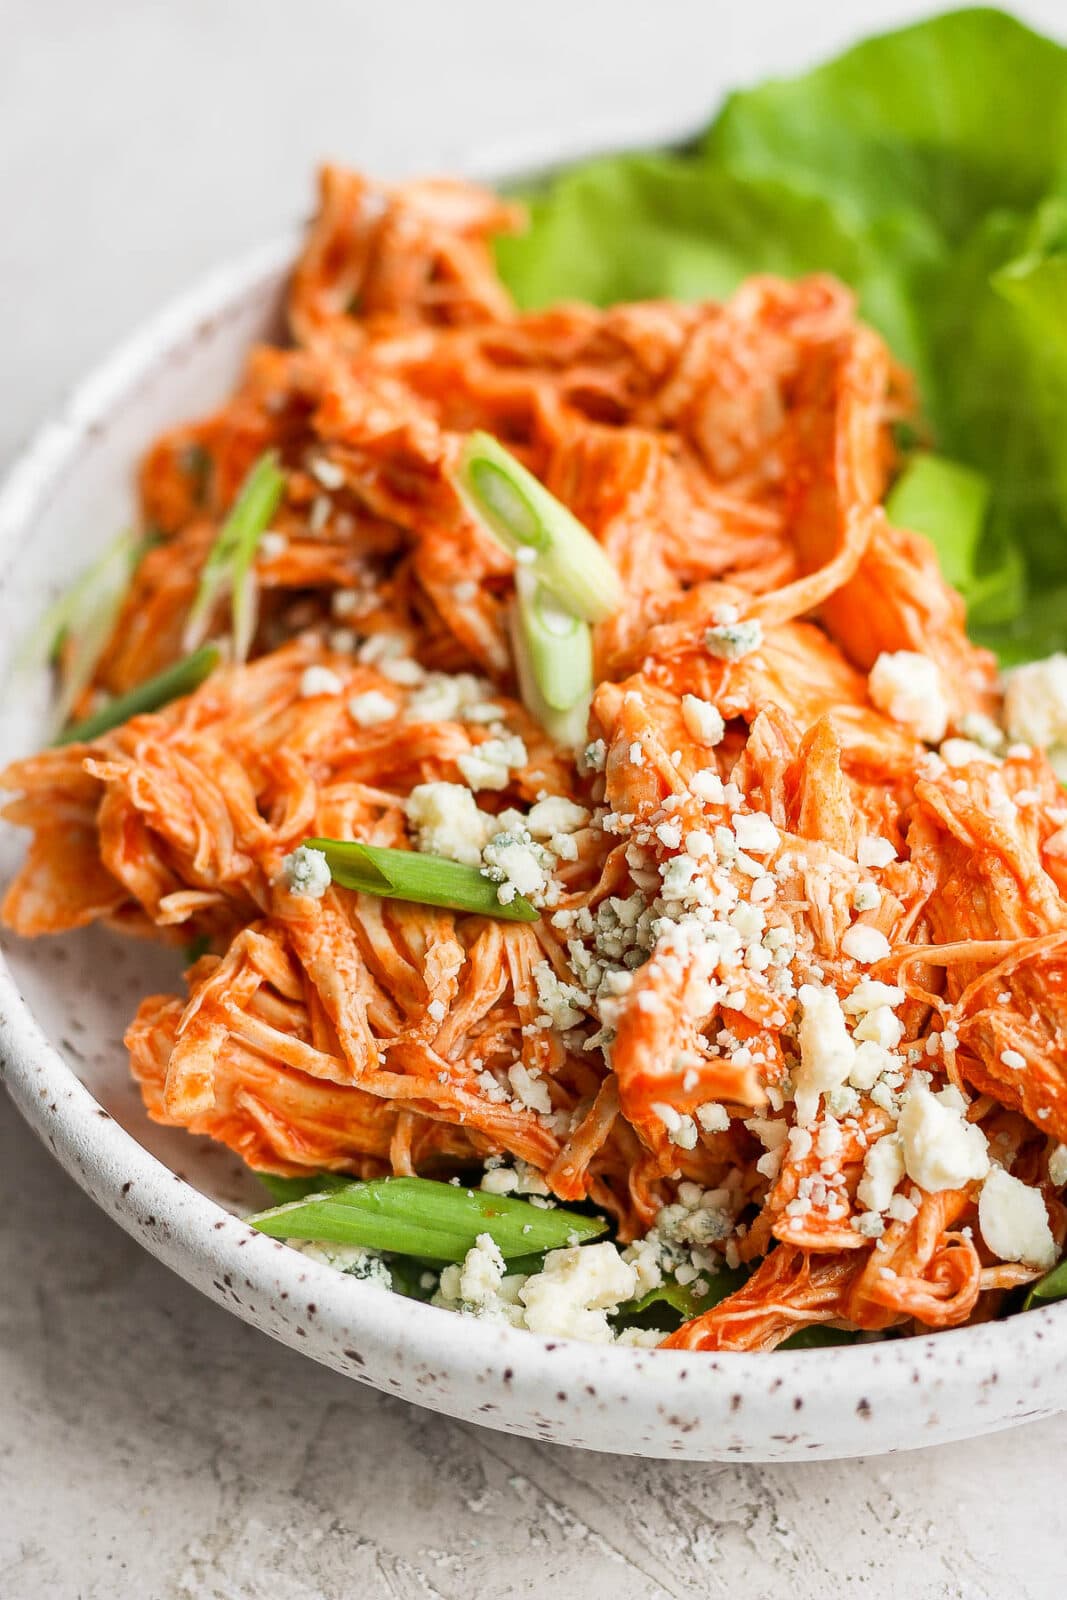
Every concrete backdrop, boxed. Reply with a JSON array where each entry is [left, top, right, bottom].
[[2, 3, 1064, 1594]]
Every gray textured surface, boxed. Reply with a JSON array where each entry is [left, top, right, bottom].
[[3, 1, 1066, 1594], [2, 1102, 1063, 1598]]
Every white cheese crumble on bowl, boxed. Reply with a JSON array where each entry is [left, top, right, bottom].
[[793, 984, 855, 1126], [406, 782, 492, 867], [978, 1167, 1056, 1269], [704, 619, 763, 660], [347, 688, 397, 727], [680, 694, 726, 746], [518, 1243, 637, 1343], [299, 664, 344, 698], [280, 844, 332, 899], [856, 1133, 905, 1214], [856, 835, 897, 869], [897, 1085, 990, 1192], [456, 733, 528, 791], [841, 924, 891, 965], [732, 812, 779, 854], [481, 827, 551, 903], [1003, 653, 1067, 758], [868, 650, 949, 743]]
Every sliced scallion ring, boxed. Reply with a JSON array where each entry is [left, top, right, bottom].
[[508, 599, 592, 748], [453, 431, 623, 623], [515, 570, 593, 712], [303, 837, 539, 922]]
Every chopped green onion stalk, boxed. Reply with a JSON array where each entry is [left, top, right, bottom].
[[1023, 1255, 1067, 1311], [508, 602, 591, 748], [304, 837, 539, 922], [16, 528, 146, 736], [453, 431, 623, 623], [16, 528, 138, 675], [514, 570, 593, 712], [231, 568, 259, 670], [183, 450, 286, 660], [248, 1174, 607, 1260], [54, 644, 221, 745]]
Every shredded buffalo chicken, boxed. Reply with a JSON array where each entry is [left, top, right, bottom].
[[4, 167, 1066, 1350]]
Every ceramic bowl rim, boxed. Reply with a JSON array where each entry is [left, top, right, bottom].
[[1, 209, 1064, 1458]]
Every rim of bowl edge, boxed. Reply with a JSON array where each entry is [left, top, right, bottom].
[[0, 194, 1063, 1449]]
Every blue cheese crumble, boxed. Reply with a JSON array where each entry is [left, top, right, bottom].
[[704, 619, 763, 660], [294, 1242, 393, 1287], [281, 844, 332, 899]]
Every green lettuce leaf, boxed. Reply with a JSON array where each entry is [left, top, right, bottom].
[[884, 452, 1023, 633], [496, 153, 933, 379], [885, 453, 991, 597], [779, 1325, 860, 1350], [495, 8, 1067, 665], [701, 8, 1067, 244]]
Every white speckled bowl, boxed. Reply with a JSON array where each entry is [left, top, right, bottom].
[[2, 216, 1065, 1464]]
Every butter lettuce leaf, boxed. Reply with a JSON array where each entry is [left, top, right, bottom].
[[495, 8, 1067, 664], [496, 152, 935, 384], [702, 8, 1067, 243]]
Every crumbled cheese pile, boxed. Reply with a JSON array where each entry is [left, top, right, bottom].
[[431, 1175, 746, 1345], [868, 650, 949, 744], [406, 783, 491, 868], [405, 782, 589, 911], [280, 844, 332, 899], [293, 1241, 394, 1288], [1003, 653, 1067, 781], [286, 649, 1064, 1300], [623, 1179, 744, 1282], [349, 632, 510, 740], [557, 758, 800, 1149], [434, 1237, 644, 1343], [457, 734, 529, 793], [703, 603, 763, 661], [784, 979, 1055, 1265]]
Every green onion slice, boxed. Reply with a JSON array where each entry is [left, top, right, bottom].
[[514, 570, 593, 712], [453, 431, 623, 623], [54, 644, 221, 745], [248, 1175, 607, 1260], [17, 528, 146, 736], [304, 837, 539, 922], [183, 451, 286, 660], [1023, 1255, 1067, 1310], [508, 600, 591, 748]]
